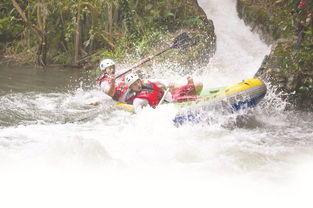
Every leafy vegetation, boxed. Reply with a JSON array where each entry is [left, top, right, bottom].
[[0, 0, 205, 67], [240, 0, 313, 110]]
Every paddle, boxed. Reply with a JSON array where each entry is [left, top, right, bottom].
[[157, 88, 170, 107], [115, 32, 194, 79]]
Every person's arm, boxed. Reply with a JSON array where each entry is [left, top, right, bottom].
[[106, 77, 116, 97], [100, 77, 116, 97]]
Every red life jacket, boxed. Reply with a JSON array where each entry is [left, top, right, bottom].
[[96, 75, 109, 85], [299, 0, 307, 9], [126, 81, 164, 107], [96, 75, 128, 101]]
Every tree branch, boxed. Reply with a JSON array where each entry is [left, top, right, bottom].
[[11, 0, 43, 38]]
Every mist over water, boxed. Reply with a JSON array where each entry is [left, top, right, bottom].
[[1, 0, 313, 207]]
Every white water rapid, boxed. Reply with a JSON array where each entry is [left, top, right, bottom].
[[1, 0, 313, 208]]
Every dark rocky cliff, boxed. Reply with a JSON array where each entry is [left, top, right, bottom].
[[237, 0, 313, 111]]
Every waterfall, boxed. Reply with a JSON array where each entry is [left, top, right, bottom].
[[197, 0, 271, 85]]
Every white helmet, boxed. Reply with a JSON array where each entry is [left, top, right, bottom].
[[125, 73, 140, 87], [99, 59, 115, 71]]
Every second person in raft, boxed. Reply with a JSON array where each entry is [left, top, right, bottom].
[[124, 73, 203, 113]]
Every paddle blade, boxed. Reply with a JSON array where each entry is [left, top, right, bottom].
[[172, 32, 195, 49]]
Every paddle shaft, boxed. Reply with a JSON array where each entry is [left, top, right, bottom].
[[115, 32, 192, 79], [157, 88, 170, 107], [115, 46, 173, 79]]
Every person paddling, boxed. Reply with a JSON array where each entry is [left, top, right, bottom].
[[124, 73, 203, 113], [95, 32, 198, 104], [96, 56, 154, 102], [96, 59, 130, 102]]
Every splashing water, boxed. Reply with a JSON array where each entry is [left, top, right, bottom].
[[1, 1, 313, 207]]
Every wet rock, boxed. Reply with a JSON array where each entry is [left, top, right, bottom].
[[238, 0, 313, 111]]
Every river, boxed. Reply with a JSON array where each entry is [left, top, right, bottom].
[[1, 0, 313, 207]]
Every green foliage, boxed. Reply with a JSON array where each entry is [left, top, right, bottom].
[[51, 52, 72, 64], [0, 1, 24, 45], [304, 30, 312, 36], [2, 0, 202, 65]]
